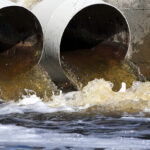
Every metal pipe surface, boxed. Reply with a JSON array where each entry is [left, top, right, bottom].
[[32, 0, 130, 85], [0, 0, 43, 79]]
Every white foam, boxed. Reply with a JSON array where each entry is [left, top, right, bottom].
[[1, 79, 150, 115], [47, 79, 150, 114], [119, 82, 126, 92]]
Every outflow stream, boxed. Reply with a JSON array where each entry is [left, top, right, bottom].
[[0, 0, 150, 149]]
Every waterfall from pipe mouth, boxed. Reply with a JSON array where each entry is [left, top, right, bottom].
[[61, 43, 145, 91], [59, 3, 134, 91], [0, 65, 58, 101], [0, 1, 57, 101], [4, 0, 150, 116]]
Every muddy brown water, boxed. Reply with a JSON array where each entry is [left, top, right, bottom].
[[61, 43, 141, 91]]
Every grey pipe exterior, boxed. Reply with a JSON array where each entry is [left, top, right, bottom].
[[32, 0, 130, 84], [0, 0, 43, 79]]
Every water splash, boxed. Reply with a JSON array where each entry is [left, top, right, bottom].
[[6, 0, 150, 116], [48, 79, 150, 115], [1, 79, 150, 116]]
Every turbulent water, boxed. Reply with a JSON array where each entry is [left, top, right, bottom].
[[1, 80, 150, 149], [1, 0, 150, 149], [1, 77, 150, 149], [61, 43, 143, 91], [0, 65, 58, 101]]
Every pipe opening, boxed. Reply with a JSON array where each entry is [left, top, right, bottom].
[[0, 6, 43, 79], [60, 4, 131, 90]]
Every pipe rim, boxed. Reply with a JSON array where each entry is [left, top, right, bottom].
[[59, 3, 131, 79], [0, 5, 43, 78]]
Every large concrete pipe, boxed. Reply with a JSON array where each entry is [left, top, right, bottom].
[[32, 0, 130, 87], [0, 0, 43, 80]]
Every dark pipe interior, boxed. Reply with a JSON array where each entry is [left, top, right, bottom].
[[0, 6, 43, 79], [60, 4, 130, 89], [60, 4, 129, 52]]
